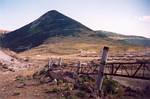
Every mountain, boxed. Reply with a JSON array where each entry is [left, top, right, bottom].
[[1, 10, 96, 52], [1, 10, 150, 54]]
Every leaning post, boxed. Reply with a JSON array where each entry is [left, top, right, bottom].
[[77, 61, 81, 74], [58, 57, 62, 66], [48, 58, 53, 70], [95, 46, 109, 91]]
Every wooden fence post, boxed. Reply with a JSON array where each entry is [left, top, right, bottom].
[[77, 61, 81, 74], [95, 46, 109, 91], [58, 57, 62, 66], [48, 57, 52, 69]]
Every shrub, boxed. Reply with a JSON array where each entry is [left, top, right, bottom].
[[76, 91, 86, 98], [102, 77, 118, 95]]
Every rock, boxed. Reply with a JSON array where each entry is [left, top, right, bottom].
[[63, 76, 75, 84], [16, 83, 26, 88], [49, 71, 64, 80], [74, 82, 94, 93], [12, 92, 20, 96], [64, 72, 78, 79], [40, 76, 53, 83], [23, 58, 29, 61], [63, 91, 71, 97], [34, 93, 40, 96], [8, 68, 15, 72], [1, 87, 6, 91], [124, 87, 138, 97], [88, 93, 97, 99], [11, 58, 14, 61]]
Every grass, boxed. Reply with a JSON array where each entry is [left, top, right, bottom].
[[18, 36, 148, 57]]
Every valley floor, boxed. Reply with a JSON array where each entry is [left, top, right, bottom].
[[0, 50, 149, 99]]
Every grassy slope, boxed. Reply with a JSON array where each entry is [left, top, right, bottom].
[[20, 36, 146, 56]]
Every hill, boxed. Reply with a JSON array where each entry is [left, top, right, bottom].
[[95, 30, 150, 46]]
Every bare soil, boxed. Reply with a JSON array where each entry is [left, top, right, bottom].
[[0, 50, 149, 99]]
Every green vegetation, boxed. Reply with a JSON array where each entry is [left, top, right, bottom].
[[102, 77, 119, 95], [76, 91, 86, 98]]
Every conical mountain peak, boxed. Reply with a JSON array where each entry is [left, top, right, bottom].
[[2, 10, 93, 52], [40, 10, 65, 19], [45, 10, 62, 15]]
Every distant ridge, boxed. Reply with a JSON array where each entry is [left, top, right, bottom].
[[95, 30, 150, 46], [0, 29, 9, 34]]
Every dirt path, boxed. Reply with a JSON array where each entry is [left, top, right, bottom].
[[0, 50, 14, 62]]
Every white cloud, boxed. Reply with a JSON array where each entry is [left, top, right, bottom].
[[138, 16, 150, 22]]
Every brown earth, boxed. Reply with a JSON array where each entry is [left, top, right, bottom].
[[0, 50, 149, 99]]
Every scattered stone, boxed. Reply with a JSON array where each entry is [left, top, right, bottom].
[[12, 92, 20, 96], [63, 76, 75, 84], [23, 57, 29, 61], [40, 76, 53, 83], [1, 87, 6, 91], [74, 82, 94, 93], [63, 91, 71, 98], [16, 83, 26, 88], [49, 71, 64, 80], [124, 87, 138, 97]]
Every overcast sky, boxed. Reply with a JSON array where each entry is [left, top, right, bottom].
[[0, 0, 150, 37]]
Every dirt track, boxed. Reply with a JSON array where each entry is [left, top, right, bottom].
[[0, 50, 13, 62]]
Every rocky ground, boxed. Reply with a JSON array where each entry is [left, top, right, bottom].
[[0, 50, 149, 99]]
